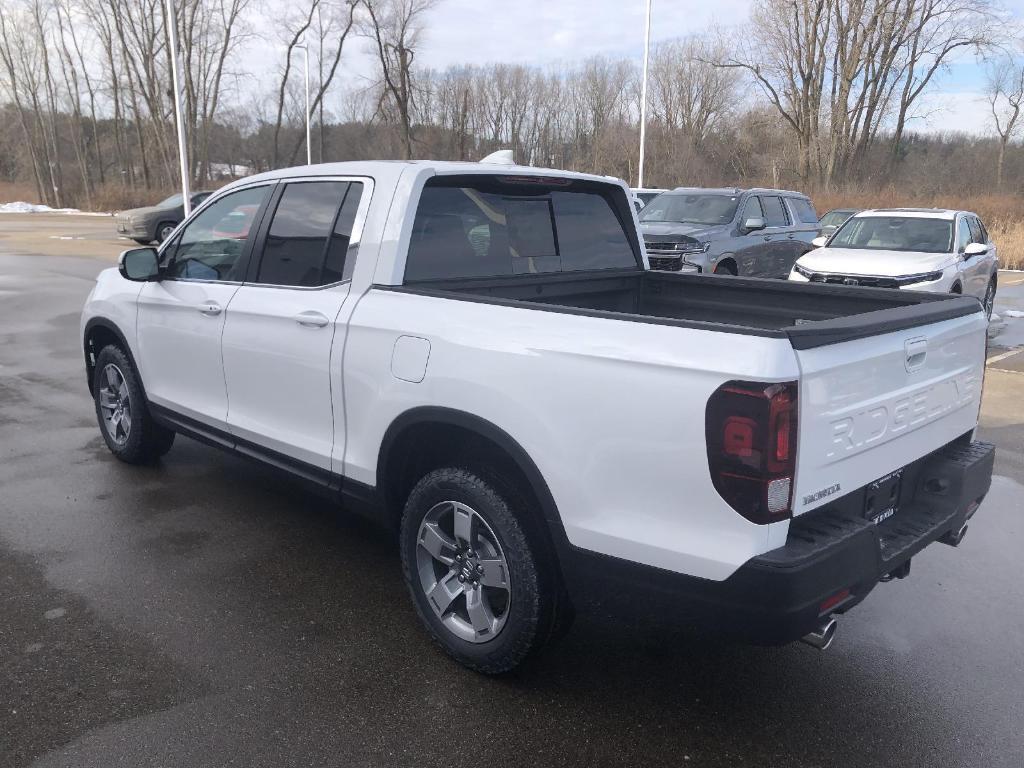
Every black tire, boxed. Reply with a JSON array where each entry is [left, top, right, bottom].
[[400, 466, 561, 674], [984, 276, 997, 320], [92, 345, 175, 464], [154, 221, 176, 244]]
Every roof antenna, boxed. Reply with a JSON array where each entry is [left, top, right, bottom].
[[480, 149, 515, 166]]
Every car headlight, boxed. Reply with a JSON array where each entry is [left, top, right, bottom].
[[793, 262, 815, 279], [896, 270, 944, 286], [681, 242, 711, 265]]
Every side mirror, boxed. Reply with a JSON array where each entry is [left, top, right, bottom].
[[811, 236, 828, 248], [963, 242, 988, 257], [119, 247, 160, 282], [741, 216, 766, 234]]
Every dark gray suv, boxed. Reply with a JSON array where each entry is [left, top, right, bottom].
[[639, 187, 820, 278]]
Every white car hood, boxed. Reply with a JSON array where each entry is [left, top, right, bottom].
[[798, 247, 954, 277]]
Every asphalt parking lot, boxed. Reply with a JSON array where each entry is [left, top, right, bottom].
[[2, 213, 1023, 768]]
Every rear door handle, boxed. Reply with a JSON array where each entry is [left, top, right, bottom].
[[294, 310, 330, 328], [198, 302, 222, 316]]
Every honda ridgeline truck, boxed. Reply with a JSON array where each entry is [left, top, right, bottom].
[[81, 161, 994, 673]]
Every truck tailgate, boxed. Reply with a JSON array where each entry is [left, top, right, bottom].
[[792, 309, 987, 516]]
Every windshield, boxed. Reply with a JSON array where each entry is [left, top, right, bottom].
[[819, 209, 855, 228], [639, 193, 739, 225], [157, 194, 183, 208], [829, 216, 953, 254]]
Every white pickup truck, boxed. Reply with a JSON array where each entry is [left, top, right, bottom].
[[82, 161, 994, 673]]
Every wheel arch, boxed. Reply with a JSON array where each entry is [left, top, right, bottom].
[[714, 255, 738, 275], [83, 317, 145, 398], [376, 406, 570, 556]]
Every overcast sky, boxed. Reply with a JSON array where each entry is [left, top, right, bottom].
[[250, 0, 1024, 136]]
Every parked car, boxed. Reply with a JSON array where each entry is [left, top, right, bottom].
[[817, 207, 860, 236], [639, 187, 820, 277], [115, 191, 214, 245], [83, 162, 993, 673], [631, 187, 668, 208], [790, 208, 999, 318]]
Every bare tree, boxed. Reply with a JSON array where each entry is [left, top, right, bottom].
[[360, 0, 439, 159], [986, 50, 1024, 190]]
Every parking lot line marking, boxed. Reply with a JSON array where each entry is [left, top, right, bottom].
[[986, 349, 1021, 365]]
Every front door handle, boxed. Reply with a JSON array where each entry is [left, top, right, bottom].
[[294, 310, 330, 328], [763, 235, 773, 241], [198, 302, 222, 316]]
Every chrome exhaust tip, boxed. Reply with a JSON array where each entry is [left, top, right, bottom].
[[801, 617, 837, 651], [940, 522, 968, 548]]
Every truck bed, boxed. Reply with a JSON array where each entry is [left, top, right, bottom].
[[395, 270, 983, 349]]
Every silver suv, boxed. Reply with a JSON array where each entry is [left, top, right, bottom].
[[639, 187, 820, 278]]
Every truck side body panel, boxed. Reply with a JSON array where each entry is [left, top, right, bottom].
[[342, 288, 800, 581]]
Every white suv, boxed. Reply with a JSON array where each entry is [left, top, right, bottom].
[[789, 208, 999, 318]]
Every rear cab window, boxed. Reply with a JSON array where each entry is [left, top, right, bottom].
[[404, 175, 640, 282]]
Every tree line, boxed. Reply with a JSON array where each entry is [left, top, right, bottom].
[[0, 0, 1022, 210]]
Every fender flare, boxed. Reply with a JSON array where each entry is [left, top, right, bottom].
[[377, 406, 570, 551], [82, 317, 145, 398]]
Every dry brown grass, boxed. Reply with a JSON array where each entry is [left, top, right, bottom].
[[0, 178, 235, 213], [0, 180, 45, 205], [811, 189, 1024, 270]]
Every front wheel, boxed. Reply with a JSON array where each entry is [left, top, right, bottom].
[[400, 467, 561, 674], [983, 277, 997, 320], [93, 345, 175, 463]]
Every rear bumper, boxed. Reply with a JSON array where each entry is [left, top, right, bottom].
[[560, 438, 994, 644]]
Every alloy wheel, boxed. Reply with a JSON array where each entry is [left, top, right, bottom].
[[98, 363, 132, 445], [415, 500, 511, 643]]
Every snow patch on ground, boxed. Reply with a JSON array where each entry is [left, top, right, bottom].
[[0, 201, 80, 214], [0, 201, 111, 215], [1004, 309, 1024, 318]]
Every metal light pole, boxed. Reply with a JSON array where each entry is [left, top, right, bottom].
[[637, 0, 652, 189], [165, 0, 192, 215], [295, 44, 312, 165]]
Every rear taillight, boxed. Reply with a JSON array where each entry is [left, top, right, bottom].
[[705, 380, 798, 524]]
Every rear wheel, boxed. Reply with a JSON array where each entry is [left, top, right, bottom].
[[92, 345, 175, 463], [155, 221, 176, 244], [400, 466, 561, 674]]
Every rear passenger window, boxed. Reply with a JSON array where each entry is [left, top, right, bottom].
[[256, 181, 364, 287], [976, 217, 989, 243], [789, 197, 818, 224], [761, 196, 790, 227], [404, 176, 637, 281]]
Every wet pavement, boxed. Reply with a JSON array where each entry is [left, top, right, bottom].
[[1, 249, 1023, 768]]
